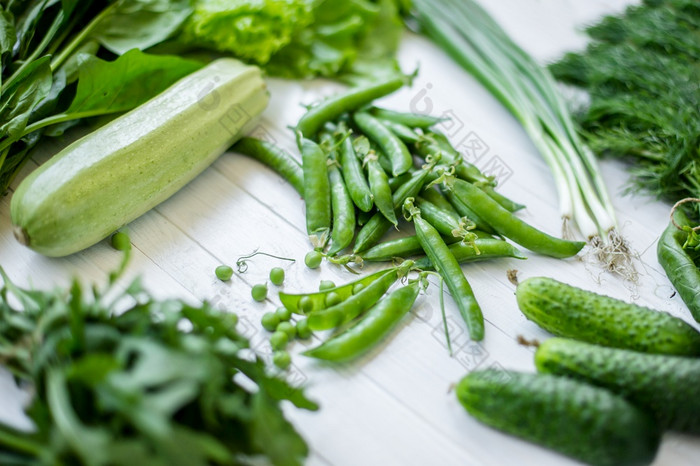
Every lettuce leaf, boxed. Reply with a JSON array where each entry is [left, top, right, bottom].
[[180, 0, 404, 80]]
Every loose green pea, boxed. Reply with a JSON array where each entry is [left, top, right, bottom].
[[275, 306, 292, 322], [277, 321, 296, 339], [252, 283, 268, 302], [270, 331, 289, 350], [325, 291, 342, 307], [273, 350, 292, 369], [215, 265, 234, 282], [299, 296, 314, 314], [111, 231, 131, 251], [269, 267, 285, 286], [305, 250, 323, 269], [319, 280, 336, 291], [353, 283, 365, 294], [261, 312, 280, 332], [296, 318, 312, 340]]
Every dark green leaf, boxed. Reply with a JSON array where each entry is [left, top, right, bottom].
[[251, 391, 308, 466], [90, 0, 192, 55], [0, 55, 51, 140], [66, 49, 202, 115]]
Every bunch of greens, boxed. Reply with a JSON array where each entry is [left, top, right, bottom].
[[0, 0, 201, 193], [550, 0, 700, 222], [0, 265, 317, 466]]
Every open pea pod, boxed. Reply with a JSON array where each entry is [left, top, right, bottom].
[[279, 268, 390, 315], [307, 260, 415, 331]]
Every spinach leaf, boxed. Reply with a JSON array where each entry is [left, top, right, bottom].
[[66, 48, 202, 116], [90, 0, 192, 55]]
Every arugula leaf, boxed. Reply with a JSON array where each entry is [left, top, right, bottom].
[[66, 49, 202, 116], [0, 262, 316, 466], [90, 0, 192, 55]]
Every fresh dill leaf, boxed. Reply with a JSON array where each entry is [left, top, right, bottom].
[[551, 0, 700, 221]]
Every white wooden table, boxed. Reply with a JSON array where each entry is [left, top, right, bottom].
[[1, 2, 698, 464]]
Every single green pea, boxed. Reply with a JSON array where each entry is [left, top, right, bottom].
[[275, 306, 292, 322], [325, 291, 342, 307], [270, 331, 289, 350], [298, 296, 314, 314], [319, 280, 336, 291], [111, 231, 131, 251], [252, 283, 268, 302], [277, 321, 296, 339], [215, 265, 234, 282], [269, 267, 285, 286], [305, 250, 323, 269], [353, 282, 365, 294], [273, 350, 291, 369], [296, 318, 312, 340], [261, 312, 280, 332]]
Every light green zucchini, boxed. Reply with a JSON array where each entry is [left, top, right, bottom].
[[11, 58, 268, 257]]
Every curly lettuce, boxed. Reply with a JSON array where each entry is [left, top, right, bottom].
[[180, 0, 404, 79]]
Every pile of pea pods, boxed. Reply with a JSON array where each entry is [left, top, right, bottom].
[[234, 75, 585, 361]]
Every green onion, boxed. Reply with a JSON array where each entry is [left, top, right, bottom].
[[412, 0, 636, 280]]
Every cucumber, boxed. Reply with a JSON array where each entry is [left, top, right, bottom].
[[11, 59, 268, 257], [457, 370, 660, 466], [516, 277, 700, 356], [536, 337, 700, 433]]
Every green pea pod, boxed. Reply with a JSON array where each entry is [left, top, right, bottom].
[[412, 208, 484, 340], [388, 172, 412, 192], [414, 238, 526, 269], [379, 119, 422, 144], [233, 138, 304, 195], [354, 168, 434, 253], [279, 268, 390, 315], [339, 132, 373, 212], [366, 156, 397, 226], [296, 76, 405, 138], [304, 281, 420, 362], [416, 134, 525, 212], [657, 209, 700, 322], [420, 186, 460, 217], [415, 196, 462, 236], [354, 112, 413, 176], [298, 135, 331, 247], [327, 164, 356, 256], [443, 188, 496, 234], [452, 179, 584, 258], [307, 261, 414, 330], [370, 107, 445, 128], [361, 234, 461, 262]]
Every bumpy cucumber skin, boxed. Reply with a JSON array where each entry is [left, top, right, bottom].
[[516, 277, 700, 356], [536, 338, 700, 433], [11, 59, 268, 257], [457, 370, 660, 466]]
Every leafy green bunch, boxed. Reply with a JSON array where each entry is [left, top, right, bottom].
[[550, 0, 700, 221], [0, 267, 317, 466]]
